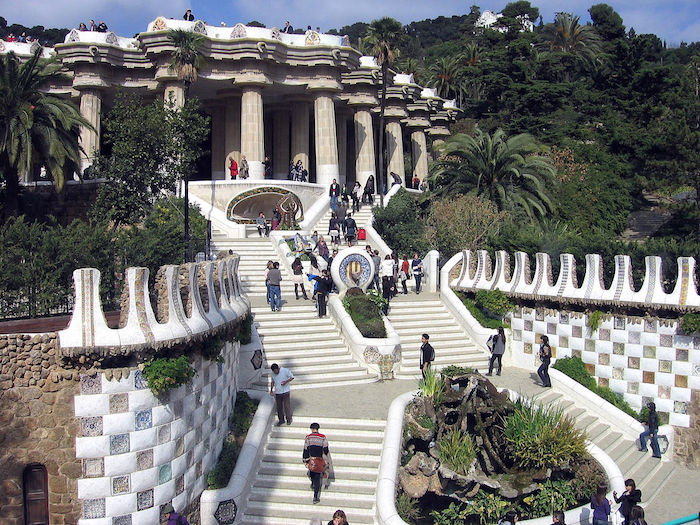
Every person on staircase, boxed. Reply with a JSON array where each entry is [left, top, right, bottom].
[[317, 237, 330, 263], [380, 255, 396, 314], [351, 182, 362, 212], [400, 255, 411, 294], [267, 262, 283, 312], [411, 253, 423, 294], [639, 402, 662, 458], [336, 203, 347, 237], [329, 179, 340, 210], [486, 327, 506, 376], [303, 422, 330, 504], [420, 333, 435, 378], [292, 257, 308, 300], [256, 212, 270, 237], [341, 183, 350, 208], [363, 174, 375, 204], [328, 509, 349, 525], [613, 478, 642, 525], [264, 260, 273, 305], [270, 363, 294, 426], [328, 213, 341, 246], [345, 214, 357, 247], [537, 335, 552, 387], [311, 270, 333, 318], [371, 250, 382, 291]]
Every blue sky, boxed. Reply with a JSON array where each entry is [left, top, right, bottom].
[[3, 1, 698, 45]]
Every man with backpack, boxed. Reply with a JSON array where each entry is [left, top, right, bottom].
[[419, 333, 435, 378]]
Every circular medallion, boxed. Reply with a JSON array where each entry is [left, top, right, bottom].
[[331, 248, 375, 292]]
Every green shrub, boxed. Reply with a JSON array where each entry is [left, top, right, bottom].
[[430, 502, 469, 525], [373, 188, 432, 255], [463, 490, 510, 525], [568, 456, 607, 502], [230, 391, 258, 436], [595, 386, 640, 420], [552, 356, 596, 390], [366, 287, 389, 312], [525, 480, 577, 518], [457, 292, 506, 329], [417, 415, 436, 430], [441, 365, 474, 377], [238, 315, 253, 345], [438, 429, 476, 476], [142, 355, 196, 395], [207, 438, 240, 489], [396, 492, 421, 524], [343, 293, 386, 338], [587, 310, 604, 333], [680, 313, 700, 334], [475, 289, 514, 316], [503, 398, 586, 470], [418, 366, 445, 403], [201, 334, 225, 362]]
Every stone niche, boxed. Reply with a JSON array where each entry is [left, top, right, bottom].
[[225, 186, 303, 224]]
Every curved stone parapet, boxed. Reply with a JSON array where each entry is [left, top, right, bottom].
[[58, 256, 249, 352], [454, 250, 700, 310]]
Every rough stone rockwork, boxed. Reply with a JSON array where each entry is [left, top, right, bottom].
[[674, 390, 700, 468]]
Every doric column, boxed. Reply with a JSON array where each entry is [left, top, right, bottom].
[[163, 82, 185, 108], [224, 97, 241, 169], [313, 92, 339, 186], [336, 109, 348, 185], [210, 106, 226, 180], [79, 89, 101, 171], [411, 129, 429, 181], [386, 120, 405, 185], [240, 86, 265, 179], [273, 110, 290, 179], [291, 101, 310, 171], [353, 107, 376, 190]]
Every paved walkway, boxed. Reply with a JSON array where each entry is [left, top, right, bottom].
[[291, 367, 700, 524]]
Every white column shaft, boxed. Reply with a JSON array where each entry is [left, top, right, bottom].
[[79, 89, 101, 170], [313, 93, 339, 186], [273, 110, 290, 179], [240, 87, 265, 180], [386, 120, 405, 185], [411, 129, 429, 180], [354, 108, 376, 189]]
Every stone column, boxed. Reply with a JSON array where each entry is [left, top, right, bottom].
[[273, 110, 290, 179], [210, 106, 226, 180], [79, 89, 101, 171], [336, 109, 348, 185], [224, 97, 241, 168], [240, 86, 265, 179], [386, 120, 405, 185], [164, 82, 185, 108], [291, 101, 310, 172], [411, 129, 429, 181], [313, 92, 339, 186], [354, 108, 376, 190]]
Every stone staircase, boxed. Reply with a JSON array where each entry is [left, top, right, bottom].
[[312, 205, 375, 246], [533, 389, 676, 507], [387, 294, 491, 378], [238, 416, 384, 525]]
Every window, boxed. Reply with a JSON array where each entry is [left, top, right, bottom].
[[23, 464, 49, 525]]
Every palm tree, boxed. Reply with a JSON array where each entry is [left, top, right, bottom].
[[464, 41, 481, 67], [0, 49, 88, 219], [167, 29, 205, 93], [430, 129, 556, 220], [430, 55, 463, 100], [538, 13, 603, 81], [365, 17, 403, 206]]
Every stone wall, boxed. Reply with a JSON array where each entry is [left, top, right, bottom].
[[674, 390, 700, 468]]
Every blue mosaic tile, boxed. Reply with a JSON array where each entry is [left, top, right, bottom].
[[134, 369, 148, 390], [80, 373, 102, 395], [83, 498, 106, 519], [110, 433, 130, 455], [135, 409, 152, 431], [159, 463, 172, 484], [112, 475, 130, 495], [81, 416, 103, 437], [137, 489, 154, 510], [112, 515, 131, 525]]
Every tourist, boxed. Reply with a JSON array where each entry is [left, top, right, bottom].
[[336, 202, 347, 236], [486, 327, 506, 376], [97, 21, 108, 32], [89, 20, 97, 31], [228, 156, 238, 179], [345, 214, 357, 246], [420, 333, 435, 378], [351, 181, 362, 212], [639, 402, 662, 458], [163, 503, 190, 524], [329, 178, 340, 210], [78, 22, 88, 31], [411, 253, 423, 294], [311, 230, 319, 247], [399, 255, 410, 294], [239, 155, 249, 178], [629, 506, 647, 525], [371, 250, 381, 290], [272, 208, 281, 230], [303, 422, 329, 504], [551, 510, 565, 525], [184, 9, 195, 21], [311, 269, 332, 317], [380, 255, 395, 313], [318, 237, 330, 262], [269, 363, 294, 425], [18, 32, 27, 43], [419, 179, 428, 192], [292, 257, 308, 300], [498, 510, 518, 525], [341, 183, 350, 206], [264, 156, 272, 178], [363, 174, 375, 204], [590, 484, 611, 525], [613, 479, 642, 525], [412, 173, 420, 189], [328, 509, 348, 525], [328, 213, 340, 246], [268, 262, 282, 312], [256, 212, 270, 237], [264, 260, 273, 305], [390, 171, 402, 186], [282, 20, 294, 33], [537, 335, 552, 387]]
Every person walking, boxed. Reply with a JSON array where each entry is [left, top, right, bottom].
[[268, 262, 282, 312], [239, 155, 249, 179], [420, 333, 435, 378], [639, 402, 662, 458], [486, 327, 506, 376], [317, 237, 330, 262], [591, 484, 611, 525], [263, 156, 272, 178], [380, 255, 395, 314], [400, 255, 411, 294], [351, 182, 362, 212], [303, 422, 329, 504], [328, 509, 349, 525], [264, 260, 273, 305], [345, 214, 357, 247], [163, 503, 190, 524], [341, 183, 350, 207], [329, 179, 340, 210], [228, 157, 238, 179], [537, 335, 552, 387], [311, 270, 333, 317], [363, 174, 375, 204], [328, 213, 340, 246], [270, 363, 294, 425], [292, 257, 308, 300], [411, 253, 423, 294], [256, 212, 270, 237], [613, 479, 642, 525]]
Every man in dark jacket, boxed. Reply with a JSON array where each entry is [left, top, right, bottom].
[[639, 402, 661, 458], [345, 214, 357, 246], [329, 179, 340, 210], [311, 270, 333, 317], [303, 422, 330, 504], [419, 333, 434, 377], [164, 503, 190, 525], [613, 478, 642, 525]]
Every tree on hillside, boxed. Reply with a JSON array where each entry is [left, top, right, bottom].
[[538, 13, 603, 81], [0, 49, 89, 221], [430, 129, 555, 220], [588, 4, 625, 41], [430, 55, 462, 100], [365, 17, 404, 206]]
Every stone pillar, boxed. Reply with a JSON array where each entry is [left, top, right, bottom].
[[164, 82, 185, 108], [224, 97, 241, 168], [79, 89, 101, 171], [411, 129, 429, 181], [273, 110, 290, 179], [291, 101, 310, 172], [313, 92, 339, 186], [354, 108, 376, 190], [336, 109, 348, 185], [240, 86, 265, 180], [210, 107, 226, 180], [386, 120, 405, 186]]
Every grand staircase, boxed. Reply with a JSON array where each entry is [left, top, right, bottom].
[[387, 294, 491, 378], [238, 416, 384, 525], [311, 204, 375, 248]]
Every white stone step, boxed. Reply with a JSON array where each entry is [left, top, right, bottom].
[[267, 437, 383, 455], [252, 370, 376, 388], [248, 486, 375, 508], [242, 501, 375, 524], [252, 474, 377, 494]]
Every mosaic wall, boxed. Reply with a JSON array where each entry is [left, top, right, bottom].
[[73, 343, 240, 524], [509, 307, 700, 428]]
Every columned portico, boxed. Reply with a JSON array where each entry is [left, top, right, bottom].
[[224, 96, 241, 170], [386, 119, 405, 185], [273, 109, 290, 179], [313, 92, 339, 187], [410, 129, 429, 181], [79, 89, 102, 171], [336, 108, 349, 185], [240, 86, 265, 179], [353, 108, 376, 189], [291, 100, 310, 171], [210, 105, 226, 179]]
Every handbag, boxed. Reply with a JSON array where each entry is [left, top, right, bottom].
[[307, 456, 326, 473]]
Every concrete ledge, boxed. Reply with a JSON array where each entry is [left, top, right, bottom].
[[200, 390, 274, 525]]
